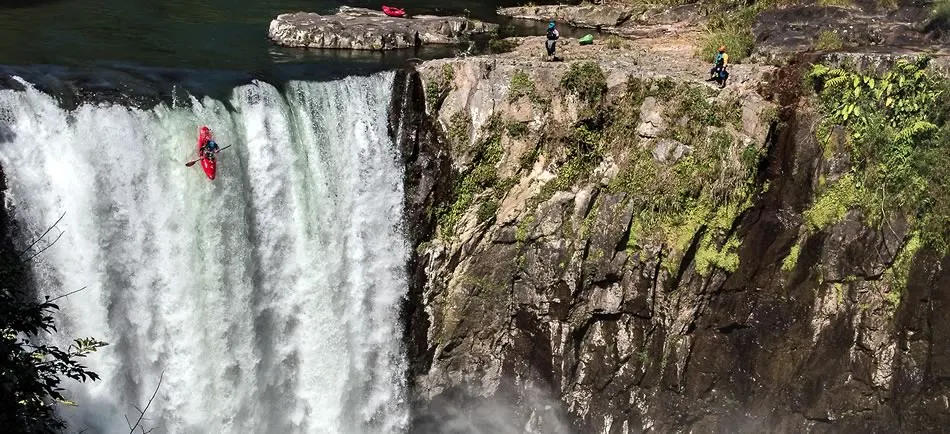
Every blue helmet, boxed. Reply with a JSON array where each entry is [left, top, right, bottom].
[[548, 21, 555, 29]]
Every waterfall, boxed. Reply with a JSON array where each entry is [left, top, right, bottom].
[[0, 72, 409, 434]]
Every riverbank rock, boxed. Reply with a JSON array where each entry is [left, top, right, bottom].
[[268, 7, 498, 50], [497, 3, 703, 37]]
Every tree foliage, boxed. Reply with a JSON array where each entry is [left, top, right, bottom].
[[806, 56, 950, 249], [0, 286, 108, 433]]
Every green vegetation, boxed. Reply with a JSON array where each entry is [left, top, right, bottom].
[[436, 61, 777, 279], [806, 56, 950, 301], [477, 199, 500, 224], [516, 214, 535, 245], [522, 62, 611, 206], [696, 234, 741, 275], [1, 284, 107, 432], [667, 84, 742, 129], [877, 0, 898, 9], [448, 111, 471, 148], [519, 145, 540, 170], [930, 0, 950, 24], [426, 63, 455, 110], [506, 120, 529, 139], [815, 30, 844, 50], [697, 2, 761, 63], [509, 70, 550, 109], [802, 173, 861, 230], [509, 70, 537, 103], [599, 79, 765, 276], [512, 71, 764, 277], [885, 231, 922, 296], [806, 57, 950, 249], [438, 115, 518, 237], [560, 61, 608, 111], [534, 124, 604, 205], [782, 242, 801, 271], [508, 70, 550, 108]]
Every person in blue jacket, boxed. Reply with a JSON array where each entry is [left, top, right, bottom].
[[545, 21, 560, 61], [199, 126, 220, 160]]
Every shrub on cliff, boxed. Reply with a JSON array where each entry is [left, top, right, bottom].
[[806, 55, 950, 251], [560, 61, 607, 109]]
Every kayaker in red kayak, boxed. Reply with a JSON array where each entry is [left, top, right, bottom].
[[185, 126, 226, 180], [198, 126, 220, 160]]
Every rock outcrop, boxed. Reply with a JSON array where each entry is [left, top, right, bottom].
[[268, 7, 498, 50], [398, 36, 950, 433], [497, 4, 703, 38], [751, 3, 950, 61]]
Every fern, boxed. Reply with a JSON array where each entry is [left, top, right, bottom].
[[825, 75, 850, 89], [895, 120, 938, 142]]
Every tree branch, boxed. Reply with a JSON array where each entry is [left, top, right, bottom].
[[128, 371, 164, 434], [49, 286, 88, 303], [18, 211, 66, 258], [22, 231, 64, 264]]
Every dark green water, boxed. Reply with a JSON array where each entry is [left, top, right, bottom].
[[0, 0, 561, 75]]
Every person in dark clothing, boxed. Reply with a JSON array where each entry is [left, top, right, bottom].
[[545, 21, 560, 61]]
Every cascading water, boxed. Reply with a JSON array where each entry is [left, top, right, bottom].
[[0, 72, 409, 434]]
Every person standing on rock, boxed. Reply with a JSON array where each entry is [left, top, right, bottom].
[[708, 45, 729, 88], [545, 21, 560, 61]]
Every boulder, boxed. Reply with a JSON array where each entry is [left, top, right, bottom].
[[268, 7, 499, 51]]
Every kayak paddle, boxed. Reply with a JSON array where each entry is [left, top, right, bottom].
[[185, 144, 232, 167]]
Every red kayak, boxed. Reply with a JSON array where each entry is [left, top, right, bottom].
[[382, 5, 406, 17], [197, 126, 216, 180]]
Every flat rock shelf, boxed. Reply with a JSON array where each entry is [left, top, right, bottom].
[[268, 6, 499, 50]]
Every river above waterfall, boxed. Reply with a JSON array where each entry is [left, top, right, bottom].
[[0, 0, 558, 72]]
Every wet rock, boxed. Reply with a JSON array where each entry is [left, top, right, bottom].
[[268, 7, 498, 50]]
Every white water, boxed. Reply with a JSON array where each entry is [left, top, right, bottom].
[[0, 72, 409, 433]]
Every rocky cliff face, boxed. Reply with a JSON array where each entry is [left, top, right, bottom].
[[396, 45, 950, 433]]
